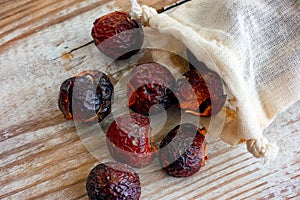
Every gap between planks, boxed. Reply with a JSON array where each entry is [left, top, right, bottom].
[[54, 0, 191, 61]]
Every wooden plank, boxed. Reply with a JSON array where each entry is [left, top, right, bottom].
[[0, 0, 300, 199], [0, 0, 180, 53]]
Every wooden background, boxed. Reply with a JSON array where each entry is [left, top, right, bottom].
[[0, 0, 299, 199]]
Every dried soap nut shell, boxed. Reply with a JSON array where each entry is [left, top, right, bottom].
[[159, 123, 208, 177], [58, 70, 113, 123], [175, 69, 226, 117], [86, 162, 141, 200], [106, 113, 156, 168], [127, 62, 177, 115], [91, 11, 144, 60]]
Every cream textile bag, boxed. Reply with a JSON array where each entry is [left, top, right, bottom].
[[129, 0, 300, 161]]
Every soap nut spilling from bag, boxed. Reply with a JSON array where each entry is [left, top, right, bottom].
[[175, 68, 226, 117]]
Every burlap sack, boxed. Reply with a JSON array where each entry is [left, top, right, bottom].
[[129, 0, 300, 161]]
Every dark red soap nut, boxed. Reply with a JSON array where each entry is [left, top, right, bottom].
[[127, 62, 177, 115], [175, 69, 226, 117], [58, 70, 113, 123], [159, 123, 208, 177], [86, 162, 141, 200], [106, 113, 156, 168], [91, 11, 144, 60]]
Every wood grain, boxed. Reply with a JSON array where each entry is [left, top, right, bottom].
[[1, 0, 299, 199]]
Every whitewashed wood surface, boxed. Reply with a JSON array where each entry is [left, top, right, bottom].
[[0, 0, 299, 199]]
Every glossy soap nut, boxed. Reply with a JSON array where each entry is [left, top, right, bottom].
[[127, 62, 177, 115], [159, 123, 208, 177], [175, 68, 226, 117], [58, 70, 113, 123], [106, 113, 156, 168], [91, 11, 144, 60], [86, 162, 141, 200]]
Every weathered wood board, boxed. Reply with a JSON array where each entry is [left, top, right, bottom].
[[0, 0, 299, 199]]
